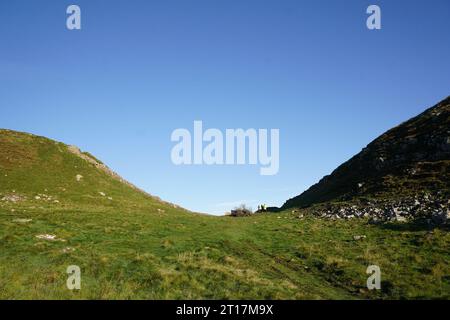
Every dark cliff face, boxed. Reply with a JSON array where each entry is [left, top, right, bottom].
[[283, 96, 450, 209]]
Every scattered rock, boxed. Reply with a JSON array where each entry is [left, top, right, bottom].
[[35, 234, 66, 242], [62, 247, 75, 253], [36, 234, 57, 241], [99, 192, 106, 197], [76, 174, 83, 182], [33, 194, 57, 202], [395, 215, 408, 223], [13, 218, 32, 223], [353, 235, 366, 241], [1, 194, 26, 202], [301, 192, 449, 225]]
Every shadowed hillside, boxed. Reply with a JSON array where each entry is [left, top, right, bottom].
[[283, 97, 450, 209]]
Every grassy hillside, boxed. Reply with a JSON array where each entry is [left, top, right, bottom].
[[0, 129, 177, 211], [0, 129, 449, 299]]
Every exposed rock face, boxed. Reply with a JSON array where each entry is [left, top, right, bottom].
[[283, 97, 450, 213]]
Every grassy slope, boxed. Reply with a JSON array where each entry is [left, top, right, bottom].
[[0, 129, 173, 210], [0, 130, 449, 299]]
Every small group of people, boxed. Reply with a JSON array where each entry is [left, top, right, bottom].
[[258, 204, 267, 212]]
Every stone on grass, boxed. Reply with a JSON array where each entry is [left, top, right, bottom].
[[13, 218, 32, 223]]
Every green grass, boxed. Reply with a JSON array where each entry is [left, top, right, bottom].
[[0, 129, 449, 299], [0, 205, 449, 299]]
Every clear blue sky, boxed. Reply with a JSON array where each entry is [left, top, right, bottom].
[[1, 0, 449, 214]]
